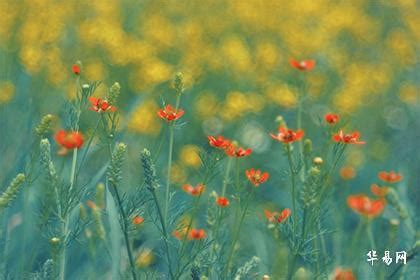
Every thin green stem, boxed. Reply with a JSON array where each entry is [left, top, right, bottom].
[[367, 221, 376, 249], [287, 253, 298, 280], [221, 157, 233, 196], [222, 187, 255, 278], [210, 157, 233, 265], [59, 147, 78, 280], [349, 219, 365, 265], [76, 117, 101, 176], [164, 125, 174, 225], [286, 144, 297, 234], [175, 193, 203, 279], [112, 182, 138, 280], [297, 95, 305, 182], [150, 189, 175, 279]]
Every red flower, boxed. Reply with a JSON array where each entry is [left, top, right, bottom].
[[325, 113, 340, 125], [347, 194, 385, 219], [208, 135, 230, 149], [246, 168, 269, 186], [188, 228, 206, 240], [72, 64, 81, 75], [235, 147, 252, 157], [216, 197, 230, 207], [132, 216, 144, 225], [333, 130, 365, 145], [55, 130, 84, 150], [378, 171, 402, 184], [264, 208, 291, 224], [370, 184, 390, 197], [333, 267, 356, 280], [182, 184, 205, 196], [157, 104, 184, 122], [89, 97, 116, 113], [224, 142, 252, 158], [277, 208, 291, 223], [289, 59, 316, 71], [270, 127, 304, 143], [264, 210, 279, 223]]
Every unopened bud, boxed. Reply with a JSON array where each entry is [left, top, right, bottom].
[[303, 139, 312, 155], [313, 157, 323, 165], [50, 237, 60, 245], [96, 183, 105, 209]]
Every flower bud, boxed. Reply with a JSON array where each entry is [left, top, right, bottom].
[[174, 72, 184, 94], [313, 157, 323, 165], [50, 237, 60, 245], [304, 139, 312, 155], [95, 183, 105, 209]]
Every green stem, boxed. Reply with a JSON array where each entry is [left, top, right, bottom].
[[112, 182, 138, 280], [76, 117, 101, 176], [210, 157, 233, 264], [297, 94, 305, 182], [59, 147, 78, 280], [221, 157, 233, 196], [175, 193, 203, 278], [287, 253, 298, 280], [367, 221, 376, 249], [150, 189, 175, 279], [348, 219, 365, 265], [222, 187, 254, 278], [164, 125, 174, 225], [286, 144, 297, 234]]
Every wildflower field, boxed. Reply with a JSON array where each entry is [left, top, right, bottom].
[[0, 1, 419, 279]]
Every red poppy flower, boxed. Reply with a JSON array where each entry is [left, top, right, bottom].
[[55, 130, 84, 149], [208, 135, 230, 149], [72, 64, 81, 75], [188, 228, 206, 240], [89, 97, 116, 113], [246, 168, 269, 186], [157, 104, 184, 122], [264, 208, 291, 224], [270, 127, 304, 143], [182, 184, 205, 196], [289, 59, 316, 71], [333, 130, 365, 145], [347, 194, 386, 219], [378, 171, 402, 184], [216, 197, 230, 207], [370, 184, 390, 197], [277, 208, 291, 223], [264, 210, 279, 223], [132, 216, 145, 225], [325, 113, 340, 125], [235, 147, 252, 157], [333, 267, 356, 280], [224, 142, 252, 158]]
